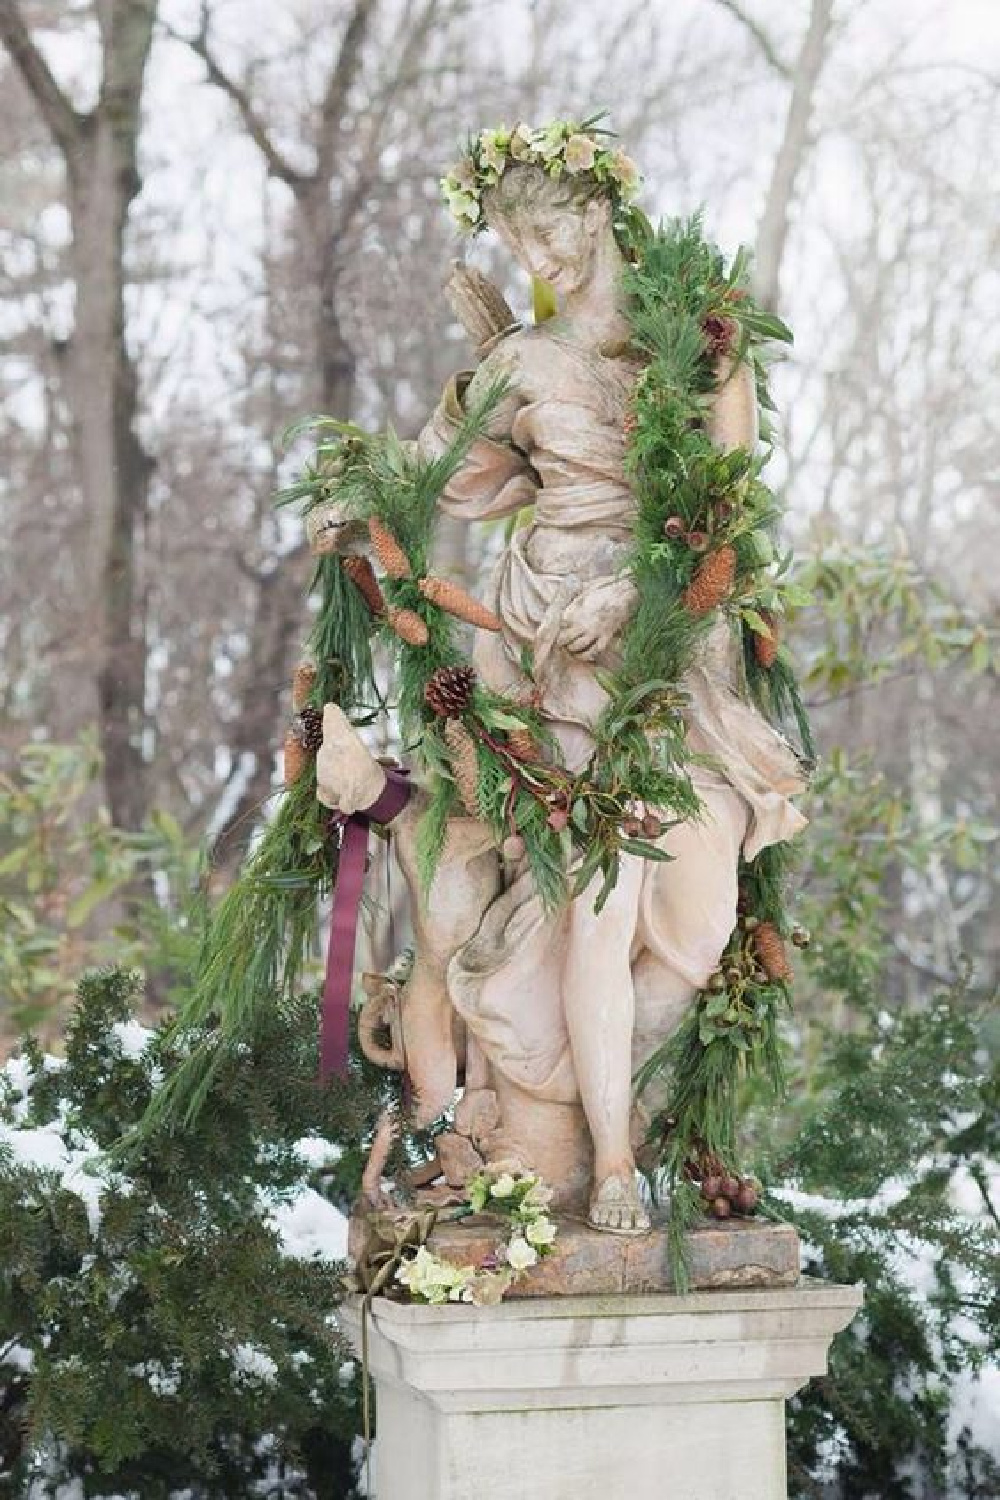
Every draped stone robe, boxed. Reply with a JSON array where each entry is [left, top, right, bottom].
[[418, 328, 807, 1106]]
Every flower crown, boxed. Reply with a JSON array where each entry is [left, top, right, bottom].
[[440, 116, 641, 233]]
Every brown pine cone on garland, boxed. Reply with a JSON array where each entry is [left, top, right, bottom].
[[753, 611, 780, 668], [291, 660, 317, 711], [343, 556, 387, 617], [386, 606, 429, 647], [443, 718, 481, 816], [368, 517, 412, 579], [506, 726, 541, 761], [283, 729, 308, 785], [682, 544, 736, 615], [752, 921, 793, 982], [425, 664, 476, 718], [295, 704, 324, 753], [418, 576, 502, 632]]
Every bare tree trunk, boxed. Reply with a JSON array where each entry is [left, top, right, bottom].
[[753, 0, 835, 310], [0, 0, 157, 830]]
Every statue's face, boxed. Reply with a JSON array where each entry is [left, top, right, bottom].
[[486, 194, 608, 296]]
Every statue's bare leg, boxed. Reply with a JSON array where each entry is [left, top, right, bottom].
[[394, 813, 499, 1128], [563, 857, 650, 1233]]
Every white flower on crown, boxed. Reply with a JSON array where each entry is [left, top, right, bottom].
[[489, 1171, 517, 1199], [564, 133, 599, 173], [509, 122, 534, 160], [609, 147, 640, 193], [479, 129, 508, 174]]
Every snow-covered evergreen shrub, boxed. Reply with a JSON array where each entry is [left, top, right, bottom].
[[0, 969, 373, 1499]]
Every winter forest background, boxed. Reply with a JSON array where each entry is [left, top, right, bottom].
[[0, 1, 998, 1497]]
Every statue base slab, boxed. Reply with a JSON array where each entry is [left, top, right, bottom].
[[348, 1208, 800, 1295], [340, 1281, 862, 1500]]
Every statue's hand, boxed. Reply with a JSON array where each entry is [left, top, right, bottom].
[[557, 578, 638, 662], [305, 499, 368, 558]]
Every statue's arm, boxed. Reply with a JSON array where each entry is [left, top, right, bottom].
[[416, 336, 537, 521], [708, 353, 759, 455]]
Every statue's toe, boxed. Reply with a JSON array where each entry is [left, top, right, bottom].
[[588, 1173, 651, 1236]]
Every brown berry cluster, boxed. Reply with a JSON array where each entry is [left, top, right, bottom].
[[621, 810, 664, 841], [662, 496, 736, 552]]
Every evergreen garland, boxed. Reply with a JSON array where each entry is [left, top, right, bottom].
[[141, 216, 813, 1290]]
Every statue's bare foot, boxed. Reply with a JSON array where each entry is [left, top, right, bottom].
[[588, 1172, 651, 1236]]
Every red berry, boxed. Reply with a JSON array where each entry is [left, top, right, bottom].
[[663, 516, 685, 540]]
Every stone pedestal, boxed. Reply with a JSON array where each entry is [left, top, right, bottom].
[[340, 1282, 862, 1500]]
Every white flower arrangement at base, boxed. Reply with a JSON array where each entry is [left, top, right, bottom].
[[394, 1166, 558, 1307]]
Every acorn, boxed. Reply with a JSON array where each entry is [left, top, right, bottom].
[[641, 813, 663, 839], [686, 530, 710, 552], [502, 833, 526, 862], [702, 1174, 723, 1200], [791, 925, 812, 950], [711, 1196, 732, 1220], [622, 816, 644, 838], [663, 515, 685, 540], [735, 1181, 760, 1215]]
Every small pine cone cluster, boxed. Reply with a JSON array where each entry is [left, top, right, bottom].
[[443, 719, 481, 816], [682, 545, 736, 615], [752, 921, 793, 982], [343, 556, 386, 617], [418, 576, 502, 632], [425, 664, 476, 718], [295, 704, 324, 753], [753, 611, 780, 668], [387, 605, 429, 647], [368, 517, 412, 579]]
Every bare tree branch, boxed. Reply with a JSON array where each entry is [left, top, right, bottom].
[[0, 0, 83, 156], [708, 0, 791, 79], [165, 9, 307, 190], [314, 0, 380, 184]]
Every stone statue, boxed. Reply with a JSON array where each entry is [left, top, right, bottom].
[[312, 126, 807, 1236]]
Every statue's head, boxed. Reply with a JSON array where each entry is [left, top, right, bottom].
[[441, 120, 641, 292]]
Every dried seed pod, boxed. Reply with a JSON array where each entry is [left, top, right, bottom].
[[443, 718, 481, 816], [291, 660, 317, 711], [641, 813, 663, 839], [721, 1175, 741, 1202], [386, 605, 429, 647], [686, 530, 710, 552], [283, 729, 308, 786], [342, 556, 386, 617], [622, 815, 644, 839], [502, 832, 526, 862], [791, 925, 812, 950], [701, 1174, 723, 1200], [735, 1181, 760, 1215], [368, 516, 412, 579], [418, 576, 502, 632], [663, 515, 685, 540], [682, 544, 737, 615], [711, 1196, 732, 1220], [753, 921, 793, 982]]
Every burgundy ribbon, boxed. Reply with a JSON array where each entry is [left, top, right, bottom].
[[320, 767, 412, 1080]]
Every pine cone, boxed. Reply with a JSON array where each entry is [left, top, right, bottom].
[[425, 664, 477, 717], [283, 729, 308, 786], [368, 517, 412, 580], [753, 611, 780, 668], [291, 660, 317, 711], [506, 727, 540, 761], [443, 719, 481, 816], [753, 921, 793, 982], [296, 704, 324, 753], [703, 314, 736, 361], [343, 556, 386, 617], [386, 605, 429, 647], [418, 576, 502, 632], [682, 545, 736, 615]]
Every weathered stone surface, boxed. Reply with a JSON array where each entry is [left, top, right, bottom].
[[348, 1205, 799, 1294]]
